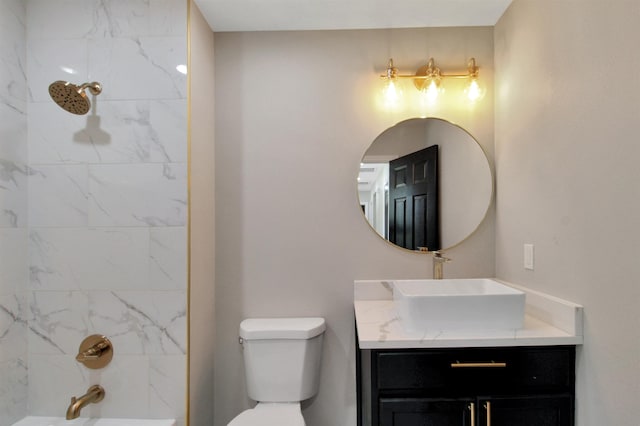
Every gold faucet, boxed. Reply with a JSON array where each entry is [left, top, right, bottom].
[[417, 248, 451, 279], [66, 385, 105, 420], [432, 251, 451, 279]]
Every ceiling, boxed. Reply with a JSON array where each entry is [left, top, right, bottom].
[[194, 0, 513, 32]]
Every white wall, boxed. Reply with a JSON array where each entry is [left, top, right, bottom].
[[495, 1, 640, 425], [214, 27, 495, 425], [0, 0, 189, 423]]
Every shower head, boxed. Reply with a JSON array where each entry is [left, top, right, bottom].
[[48, 81, 102, 115]]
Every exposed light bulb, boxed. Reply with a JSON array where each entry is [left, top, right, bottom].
[[382, 78, 402, 108], [420, 79, 442, 105], [465, 78, 485, 101]]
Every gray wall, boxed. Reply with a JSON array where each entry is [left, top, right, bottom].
[[214, 27, 495, 426], [189, 1, 216, 425], [495, 1, 640, 425]]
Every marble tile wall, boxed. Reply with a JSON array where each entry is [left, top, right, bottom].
[[0, 0, 29, 425], [4, 0, 188, 424]]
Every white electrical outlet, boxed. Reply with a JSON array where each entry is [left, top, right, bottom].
[[524, 244, 534, 270]]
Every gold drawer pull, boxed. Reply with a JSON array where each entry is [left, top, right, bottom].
[[450, 361, 507, 368], [469, 402, 475, 426], [485, 401, 492, 426]]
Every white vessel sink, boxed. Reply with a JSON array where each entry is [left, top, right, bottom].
[[392, 278, 525, 332]]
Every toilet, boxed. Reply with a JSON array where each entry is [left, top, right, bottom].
[[228, 317, 326, 426]]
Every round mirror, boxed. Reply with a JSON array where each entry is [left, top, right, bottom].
[[358, 117, 493, 252]]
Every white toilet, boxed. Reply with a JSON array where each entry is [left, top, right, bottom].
[[227, 317, 326, 426]]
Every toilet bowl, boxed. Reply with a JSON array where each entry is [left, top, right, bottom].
[[227, 403, 304, 426], [226, 317, 325, 426]]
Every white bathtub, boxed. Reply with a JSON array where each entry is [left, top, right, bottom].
[[12, 417, 176, 426]]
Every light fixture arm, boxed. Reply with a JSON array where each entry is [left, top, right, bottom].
[[384, 58, 398, 80], [380, 57, 480, 81]]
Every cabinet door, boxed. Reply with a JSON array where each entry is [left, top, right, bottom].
[[480, 396, 573, 426], [379, 398, 472, 426]]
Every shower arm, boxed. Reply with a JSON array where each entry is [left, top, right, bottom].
[[79, 82, 102, 96]]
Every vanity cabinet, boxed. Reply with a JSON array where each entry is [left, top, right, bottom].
[[358, 345, 575, 426]]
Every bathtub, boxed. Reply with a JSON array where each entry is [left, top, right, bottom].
[[12, 417, 176, 426]]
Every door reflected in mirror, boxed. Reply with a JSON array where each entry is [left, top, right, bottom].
[[358, 117, 493, 251]]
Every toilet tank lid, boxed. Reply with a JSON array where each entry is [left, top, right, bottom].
[[240, 317, 326, 340]]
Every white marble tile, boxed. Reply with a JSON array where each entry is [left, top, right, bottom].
[[149, 227, 187, 290], [88, 290, 186, 355], [0, 102, 28, 164], [0, 159, 28, 227], [88, 37, 187, 101], [28, 354, 88, 416], [28, 291, 89, 355], [26, 0, 186, 40], [88, 163, 187, 227], [150, 0, 187, 37], [28, 102, 91, 164], [29, 227, 150, 291], [0, 357, 28, 425], [0, 0, 26, 46], [26, 38, 88, 103], [26, 0, 97, 41], [84, 355, 151, 419], [28, 99, 187, 165], [0, 228, 28, 295], [149, 355, 186, 420], [149, 99, 187, 163], [0, 291, 28, 362], [28, 346, 153, 418], [28, 101, 156, 165], [89, 0, 151, 39], [0, 0, 27, 104], [79, 100, 151, 162], [28, 165, 89, 227], [0, 52, 27, 108]]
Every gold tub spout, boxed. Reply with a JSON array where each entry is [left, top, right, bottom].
[[66, 385, 105, 420]]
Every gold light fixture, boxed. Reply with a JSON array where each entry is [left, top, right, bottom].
[[380, 57, 484, 104]]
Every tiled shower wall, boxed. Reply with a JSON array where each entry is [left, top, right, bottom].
[[0, 0, 29, 425], [2, 0, 188, 424]]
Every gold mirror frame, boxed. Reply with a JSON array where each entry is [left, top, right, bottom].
[[358, 117, 494, 252]]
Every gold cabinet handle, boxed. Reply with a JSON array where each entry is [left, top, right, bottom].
[[450, 361, 507, 368], [484, 401, 492, 426], [469, 402, 475, 426]]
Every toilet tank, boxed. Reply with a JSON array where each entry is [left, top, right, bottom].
[[239, 317, 326, 403]]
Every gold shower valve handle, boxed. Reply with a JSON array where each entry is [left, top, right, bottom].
[[76, 335, 113, 369]]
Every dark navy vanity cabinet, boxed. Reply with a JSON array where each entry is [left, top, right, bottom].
[[357, 345, 576, 426]]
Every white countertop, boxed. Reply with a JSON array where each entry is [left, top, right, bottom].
[[354, 279, 584, 349]]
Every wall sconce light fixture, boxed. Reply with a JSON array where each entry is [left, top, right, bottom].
[[381, 57, 484, 105]]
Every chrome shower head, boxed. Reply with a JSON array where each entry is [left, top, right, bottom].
[[48, 81, 102, 115]]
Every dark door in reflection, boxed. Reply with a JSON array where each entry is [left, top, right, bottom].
[[388, 145, 439, 251]]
